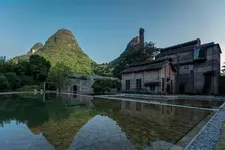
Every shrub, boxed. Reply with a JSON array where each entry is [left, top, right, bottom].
[[18, 75, 34, 86], [0, 74, 9, 91], [92, 78, 116, 94], [3, 73, 21, 90]]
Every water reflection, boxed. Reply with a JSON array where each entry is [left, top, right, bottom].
[[0, 94, 212, 150]]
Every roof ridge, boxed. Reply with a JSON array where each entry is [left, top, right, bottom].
[[161, 38, 200, 51]]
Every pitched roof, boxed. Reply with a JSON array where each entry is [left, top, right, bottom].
[[122, 58, 172, 74], [157, 38, 200, 58]]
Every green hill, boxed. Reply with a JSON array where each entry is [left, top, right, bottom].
[[13, 29, 94, 74]]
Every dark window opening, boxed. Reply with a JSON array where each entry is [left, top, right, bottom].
[[125, 80, 130, 91], [162, 78, 165, 91], [136, 79, 142, 90], [150, 85, 155, 91]]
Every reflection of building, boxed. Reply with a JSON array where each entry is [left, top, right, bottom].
[[121, 101, 176, 124]]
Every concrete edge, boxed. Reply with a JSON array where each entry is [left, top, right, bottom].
[[0, 91, 35, 95], [175, 111, 216, 149], [183, 105, 222, 150]]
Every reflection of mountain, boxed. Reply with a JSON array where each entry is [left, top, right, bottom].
[[67, 115, 136, 150], [0, 95, 211, 150], [0, 95, 49, 127], [29, 108, 95, 150]]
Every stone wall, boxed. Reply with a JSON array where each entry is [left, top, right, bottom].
[[163, 45, 221, 95], [122, 63, 176, 94]]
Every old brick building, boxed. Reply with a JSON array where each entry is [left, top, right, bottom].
[[122, 58, 176, 94], [121, 34, 221, 95], [157, 38, 221, 95]]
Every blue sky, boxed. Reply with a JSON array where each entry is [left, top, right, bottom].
[[1, 0, 225, 64]]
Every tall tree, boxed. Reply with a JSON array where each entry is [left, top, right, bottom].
[[48, 62, 72, 92], [29, 55, 51, 82], [113, 42, 158, 79]]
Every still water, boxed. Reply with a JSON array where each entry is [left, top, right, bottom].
[[0, 93, 213, 150]]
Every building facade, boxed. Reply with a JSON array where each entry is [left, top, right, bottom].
[[122, 58, 176, 94], [61, 74, 119, 94], [121, 36, 221, 95], [157, 38, 221, 95]]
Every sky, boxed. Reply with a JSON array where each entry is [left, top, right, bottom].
[[0, 0, 225, 64]]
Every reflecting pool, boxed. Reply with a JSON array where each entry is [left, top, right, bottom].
[[0, 93, 214, 150]]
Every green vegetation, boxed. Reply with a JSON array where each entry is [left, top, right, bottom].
[[29, 55, 51, 82], [92, 78, 120, 94], [0, 55, 51, 91], [16, 85, 40, 92], [3, 73, 21, 90], [92, 62, 113, 77], [0, 74, 9, 91], [13, 29, 94, 74], [48, 62, 72, 92], [110, 42, 159, 79]]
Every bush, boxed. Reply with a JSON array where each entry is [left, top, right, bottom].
[[0, 74, 9, 91], [18, 75, 34, 86], [92, 78, 117, 94], [3, 73, 21, 90]]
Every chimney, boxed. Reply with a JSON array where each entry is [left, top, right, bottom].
[[139, 28, 145, 48]]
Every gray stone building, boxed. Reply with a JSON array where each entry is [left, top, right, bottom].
[[157, 38, 221, 95], [61, 74, 119, 94], [122, 58, 177, 94], [121, 36, 221, 95]]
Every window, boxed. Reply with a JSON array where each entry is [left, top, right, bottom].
[[171, 80, 173, 93], [162, 78, 165, 91], [136, 79, 142, 90], [194, 48, 200, 59], [125, 80, 130, 91], [150, 85, 155, 91]]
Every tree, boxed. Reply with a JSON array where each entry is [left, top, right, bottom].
[[113, 42, 158, 79], [14, 60, 31, 76], [0, 59, 16, 73], [29, 55, 51, 82], [3, 73, 21, 90], [48, 62, 72, 92], [92, 78, 114, 94], [0, 74, 9, 91]]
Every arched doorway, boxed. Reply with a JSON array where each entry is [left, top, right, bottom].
[[73, 85, 77, 98]]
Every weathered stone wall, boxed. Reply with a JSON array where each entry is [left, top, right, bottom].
[[122, 63, 176, 94], [161, 45, 221, 95]]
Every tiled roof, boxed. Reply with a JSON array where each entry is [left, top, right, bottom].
[[122, 59, 170, 74], [157, 39, 200, 58]]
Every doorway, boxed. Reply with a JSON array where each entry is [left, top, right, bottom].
[[73, 85, 77, 98]]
